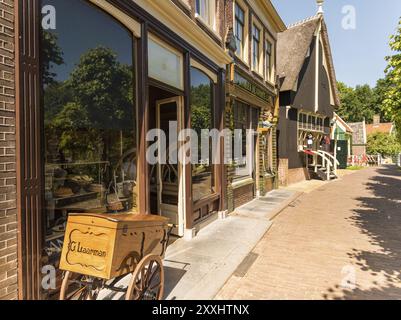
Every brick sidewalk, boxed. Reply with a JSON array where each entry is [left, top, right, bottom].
[[216, 165, 401, 300]]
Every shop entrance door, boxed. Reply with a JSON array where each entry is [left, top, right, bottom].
[[156, 97, 185, 236]]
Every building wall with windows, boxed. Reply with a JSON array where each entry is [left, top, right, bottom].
[[6, 0, 234, 300], [277, 15, 340, 186], [224, 0, 285, 211]]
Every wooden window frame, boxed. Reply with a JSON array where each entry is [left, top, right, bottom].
[[233, 0, 249, 65], [251, 17, 264, 76]]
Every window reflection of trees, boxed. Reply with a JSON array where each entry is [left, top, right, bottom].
[[41, 0, 136, 295], [190, 67, 214, 203]]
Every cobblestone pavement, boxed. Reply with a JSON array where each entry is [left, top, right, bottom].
[[216, 165, 401, 300]]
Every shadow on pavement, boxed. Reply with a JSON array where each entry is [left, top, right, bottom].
[[325, 165, 401, 299]]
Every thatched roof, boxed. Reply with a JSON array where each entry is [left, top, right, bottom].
[[277, 15, 341, 107]]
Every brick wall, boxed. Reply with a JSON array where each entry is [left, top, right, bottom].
[[0, 0, 18, 300], [287, 168, 308, 185], [233, 183, 254, 209], [278, 158, 288, 186], [352, 145, 366, 156]]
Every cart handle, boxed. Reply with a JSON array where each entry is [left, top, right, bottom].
[[160, 224, 174, 257]]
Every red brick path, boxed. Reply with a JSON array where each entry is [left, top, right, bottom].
[[217, 166, 401, 300]]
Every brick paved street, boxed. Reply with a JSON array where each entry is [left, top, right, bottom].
[[216, 165, 401, 300]]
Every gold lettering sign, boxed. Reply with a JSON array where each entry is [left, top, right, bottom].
[[65, 229, 110, 272]]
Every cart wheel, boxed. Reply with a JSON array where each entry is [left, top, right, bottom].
[[125, 254, 164, 300], [59, 271, 100, 300]]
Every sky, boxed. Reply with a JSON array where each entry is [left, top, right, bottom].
[[271, 0, 401, 88]]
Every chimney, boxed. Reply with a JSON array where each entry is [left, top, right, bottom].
[[373, 114, 380, 125], [316, 0, 324, 15]]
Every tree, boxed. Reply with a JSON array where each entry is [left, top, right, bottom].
[[367, 132, 401, 156], [47, 46, 134, 166], [337, 82, 376, 123], [383, 17, 401, 142], [68, 46, 134, 131], [41, 31, 64, 85], [337, 80, 391, 124], [373, 77, 392, 123], [190, 84, 212, 134]]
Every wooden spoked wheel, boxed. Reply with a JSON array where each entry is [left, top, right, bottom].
[[125, 254, 164, 300], [59, 271, 101, 300]]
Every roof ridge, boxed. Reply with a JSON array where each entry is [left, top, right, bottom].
[[287, 14, 320, 29]]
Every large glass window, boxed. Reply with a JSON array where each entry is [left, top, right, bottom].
[[190, 67, 214, 202], [252, 24, 260, 71], [234, 3, 245, 58], [41, 0, 136, 296], [233, 102, 258, 179]]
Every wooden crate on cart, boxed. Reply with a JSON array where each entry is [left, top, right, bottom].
[[60, 213, 169, 280]]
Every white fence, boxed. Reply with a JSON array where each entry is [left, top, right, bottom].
[[348, 154, 382, 167]]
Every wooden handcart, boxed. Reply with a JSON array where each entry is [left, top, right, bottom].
[[59, 213, 171, 300]]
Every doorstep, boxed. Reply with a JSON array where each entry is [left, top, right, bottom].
[[97, 189, 301, 300]]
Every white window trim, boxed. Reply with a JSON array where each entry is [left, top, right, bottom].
[[251, 16, 264, 76], [234, 106, 257, 179], [195, 0, 217, 31], [298, 112, 325, 133], [264, 33, 275, 85], [233, 0, 249, 66], [148, 33, 184, 90], [89, 0, 141, 37], [176, 0, 191, 11], [190, 58, 218, 83]]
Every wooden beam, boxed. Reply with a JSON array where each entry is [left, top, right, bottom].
[[137, 22, 150, 214]]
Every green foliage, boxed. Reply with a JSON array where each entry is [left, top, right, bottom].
[[41, 31, 64, 85], [68, 46, 134, 130], [383, 17, 401, 142], [190, 84, 212, 134], [336, 81, 390, 123], [44, 46, 134, 163], [347, 165, 365, 171], [51, 102, 93, 158], [367, 132, 401, 156], [44, 82, 73, 126]]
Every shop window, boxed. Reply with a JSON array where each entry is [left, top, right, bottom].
[[233, 102, 258, 179], [41, 0, 136, 296], [148, 35, 183, 90], [190, 67, 215, 203]]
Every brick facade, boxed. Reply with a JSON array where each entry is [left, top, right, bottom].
[[233, 182, 254, 208], [278, 158, 289, 186], [0, 0, 18, 300], [223, 0, 281, 211], [287, 167, 309, 185]]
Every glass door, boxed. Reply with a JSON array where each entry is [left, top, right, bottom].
[[156, 97, 184, 236]]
